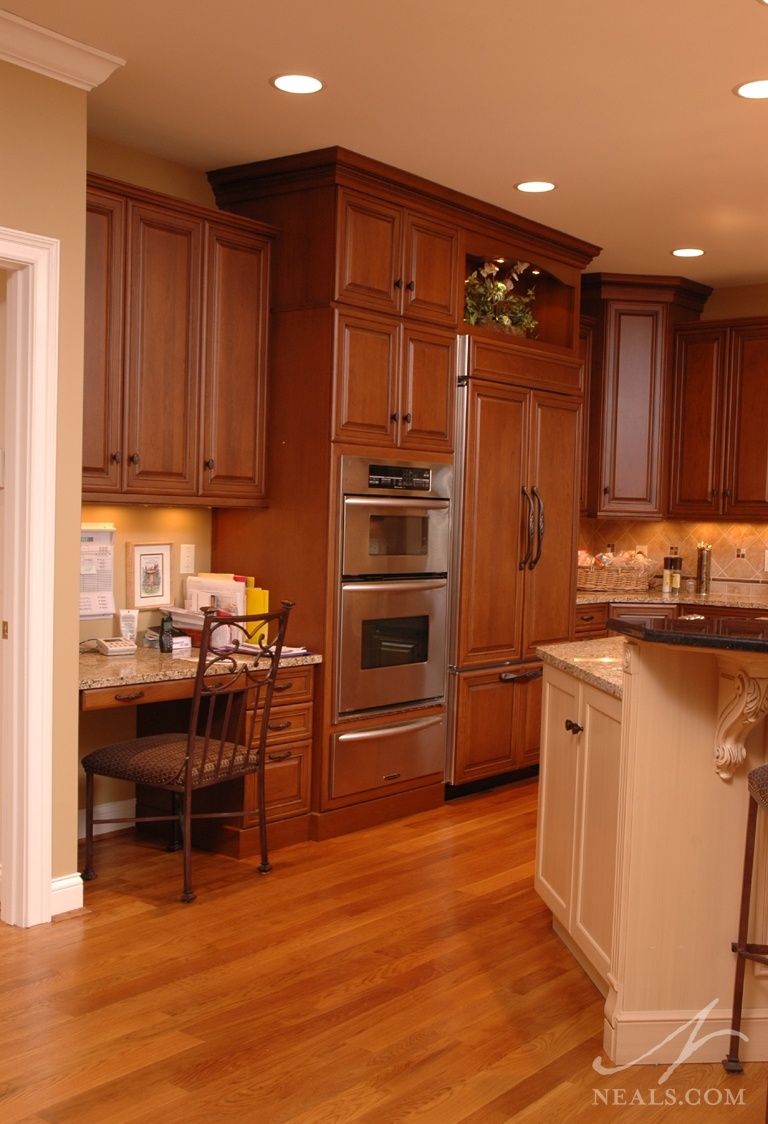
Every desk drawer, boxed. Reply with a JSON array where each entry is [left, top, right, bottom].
[[80, 677, 198, 710], [270, 665, 314, 704], [252, 702, 313, 747]]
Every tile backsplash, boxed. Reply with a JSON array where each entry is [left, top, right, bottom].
[[580, 518, 768, 589]]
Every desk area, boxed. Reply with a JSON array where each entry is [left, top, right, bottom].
[[79, 647, 322, 854]]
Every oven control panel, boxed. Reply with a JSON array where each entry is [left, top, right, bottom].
[[368, 464, 431, 491]]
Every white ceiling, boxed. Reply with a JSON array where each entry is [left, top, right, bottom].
[[5, 0, 768, 288]]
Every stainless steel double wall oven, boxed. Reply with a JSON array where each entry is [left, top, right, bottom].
[[337, 457, 452, 720]]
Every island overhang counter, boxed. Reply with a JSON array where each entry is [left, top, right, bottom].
[[536, 620, 768, 1066]]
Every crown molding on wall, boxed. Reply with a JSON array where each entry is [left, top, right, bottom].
[[0, 9, 124, 90]]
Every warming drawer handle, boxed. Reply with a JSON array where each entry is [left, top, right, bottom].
[[337, 715, 443, 742], [113, 691, 146, 702], [499, 668, 543, 683]]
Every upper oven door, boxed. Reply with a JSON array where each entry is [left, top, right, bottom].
[[342, 496, 450, 578]]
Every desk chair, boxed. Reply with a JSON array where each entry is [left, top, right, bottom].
[[81, 602, 293, 902]]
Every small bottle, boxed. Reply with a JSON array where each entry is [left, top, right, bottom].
[[662, 557, 673, 595], [159, 613, 174, 653], [671, 556, 682, 595]]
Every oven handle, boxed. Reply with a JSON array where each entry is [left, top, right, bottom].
[[336, 715, 444, 742], [341, 578, 447, 594], [343, 495, 449, 512]]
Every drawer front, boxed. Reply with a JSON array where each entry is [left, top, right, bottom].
[[251, 702, 313, 747], [270, 665, 314, 705], [574, 604, 609, 636], [80, 677, 198, 710], [331, 713, 445, 799], [243, 740, 311, 823]]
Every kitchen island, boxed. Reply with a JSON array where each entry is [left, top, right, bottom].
[[536, 620, 768, 1065]]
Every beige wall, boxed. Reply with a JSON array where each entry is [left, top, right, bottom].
[[702, 284, 768, 319], [87, 136, 215, 206], [1, 60, 87, 882]]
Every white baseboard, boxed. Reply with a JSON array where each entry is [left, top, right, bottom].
[[51, 873, 84, 916], [77, 797, 136, 841]]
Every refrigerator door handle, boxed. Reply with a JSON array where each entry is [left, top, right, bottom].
[[520, 486, 534, 570], [529, 486, 544, 569]]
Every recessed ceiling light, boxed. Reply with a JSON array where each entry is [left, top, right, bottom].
[[514, 181, 556, 193], [671, 247, 705, 258], [734, 79, 768, 99], [270, 74, 324, 94]]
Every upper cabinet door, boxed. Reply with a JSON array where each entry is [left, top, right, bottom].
[[725, 325, 768, 518], [83, 189, 125, 493], [336, 189, 459, 325], [123, 202, 202, 497], [668, 326, 726, 517], [199, 223, 271, 501], [336, 191, 403, 314]]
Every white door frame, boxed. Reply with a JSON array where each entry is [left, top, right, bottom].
[[0, 227, 59, 927]]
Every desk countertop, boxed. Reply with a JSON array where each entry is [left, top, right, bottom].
[[79, 646, 322, 692]]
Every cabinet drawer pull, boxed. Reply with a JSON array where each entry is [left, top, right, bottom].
[[268, 720, 292, 731], [267, 750, 292, 761], [274, 681, 293, 692], [565, 718, 583, 734], [113, 691, 145, 702], [383, 772, 401, 781], [580, 614, 595, 622]]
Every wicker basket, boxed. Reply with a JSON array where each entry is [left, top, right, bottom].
[[577, 566, 654, 593]]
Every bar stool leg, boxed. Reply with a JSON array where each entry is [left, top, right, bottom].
[[724, 795, 760, 1073]]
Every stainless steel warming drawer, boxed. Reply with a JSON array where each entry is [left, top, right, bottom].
[[330, 713, 445, 798]]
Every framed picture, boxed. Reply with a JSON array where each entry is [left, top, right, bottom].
[[126, 542, 174, 609]]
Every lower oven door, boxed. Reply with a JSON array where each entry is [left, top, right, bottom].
[[338, 578, 447, 717]]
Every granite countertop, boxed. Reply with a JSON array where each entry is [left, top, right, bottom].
[[606, 615, 768, 653], [576, 586, 768, 612], [79, 646, 322, 691], [537, 637, 626, 699]]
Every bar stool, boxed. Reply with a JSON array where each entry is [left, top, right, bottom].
[[723, 764, 768, 1074]]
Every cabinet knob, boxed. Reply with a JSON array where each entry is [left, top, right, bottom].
[[112, 451, 122, 464], [205, 458, 215, 470], [403, 412, 412, 423], [129, 453, 139, 465], [723, 489, 731, 497], [406, 280, 415, 291], [393, 278, 403, 289], [565, 718, 584, 734], [711, 488, 718, 497], [603, 485, 610, 495], [391, 412, 399, 422]]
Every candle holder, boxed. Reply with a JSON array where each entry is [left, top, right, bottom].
[[696, 544, 712, 595]]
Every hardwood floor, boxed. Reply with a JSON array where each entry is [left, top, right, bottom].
[[1, 777, 766, 1122]]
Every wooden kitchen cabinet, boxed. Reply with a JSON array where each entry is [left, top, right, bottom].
[[573, 602, 609, 638], [669, 318, 768, 519], [336, 188, 460, 325], [334, 311, 456, 450], [608, 602, 678, 631], [580, 274, 711, 518], [451, 663, 541, 785], [535, 664, 622, 987], [84, 175, 275, 505]]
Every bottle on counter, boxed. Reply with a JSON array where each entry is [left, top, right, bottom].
[[671, 556, 682, 595], [696, 543, 712, 595], [662, 557, 674, 595]]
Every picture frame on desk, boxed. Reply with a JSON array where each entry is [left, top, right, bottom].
[[126, 541, 174, 609]]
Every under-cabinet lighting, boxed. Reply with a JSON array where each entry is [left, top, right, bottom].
[[515, 181, 556, 193], [671, 247, 705, 258], [270, 74, 324, 94], [734, 79, 768, 99]]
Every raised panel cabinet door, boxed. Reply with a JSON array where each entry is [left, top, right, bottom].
[[402, 213, 460, 325], [334, 311, 399, 444], [452, 665, 540, 784], [534, 666, 580, 926], [399, 326, 456, 452], [521, 392, 580, 658], [455, 379, 527, 666], [668, 327, 726, 517], [83, 190, 125, 492], [123, 202, 202, 496], [335, 190, 403, 314], [724, 326, 768, 518], [598, 304, 665, 516], [199, 223, 271, 501]]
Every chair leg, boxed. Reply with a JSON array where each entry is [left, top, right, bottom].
[[81, 771, 96, 882], [257, 759, 272, 876], [723, 794, 759, 1074], [180, 788, 196, 903]]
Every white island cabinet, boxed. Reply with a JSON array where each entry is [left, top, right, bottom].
[[537, 622, 768, 1066]]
